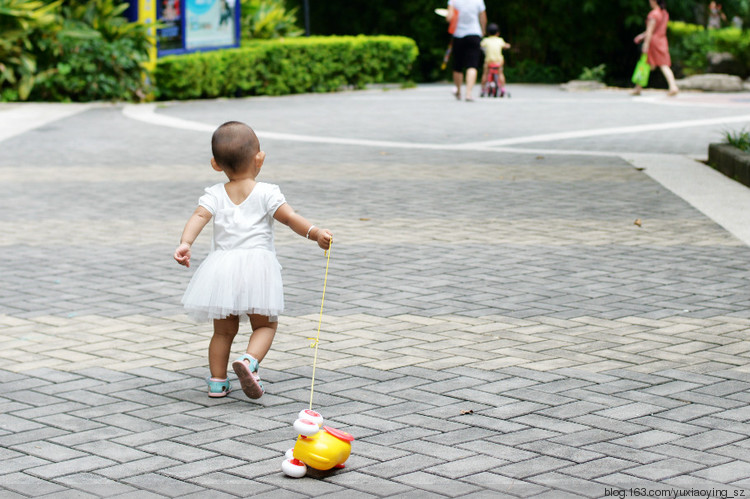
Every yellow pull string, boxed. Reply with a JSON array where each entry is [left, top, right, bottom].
[[308, 238, 332, 410]]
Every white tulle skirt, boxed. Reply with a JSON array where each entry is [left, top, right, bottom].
[[182, 248, 284, 322]]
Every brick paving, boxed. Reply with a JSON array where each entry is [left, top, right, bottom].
[[1, 84, 750, 497]]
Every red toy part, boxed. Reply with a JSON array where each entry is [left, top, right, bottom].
[[281, 457, 307, 478], [324, 426, 354, 442], [294, 418, 321, 436], [299, 409, 324, 426]]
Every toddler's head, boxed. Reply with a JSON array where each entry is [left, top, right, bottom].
[[211, 121, 261, 173], [487, 23, 500, 36]]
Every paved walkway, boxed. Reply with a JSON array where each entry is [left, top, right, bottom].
[[1, 84, 750, 498]]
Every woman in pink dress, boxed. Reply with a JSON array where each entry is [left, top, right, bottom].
[[632, 0, 679, 96]]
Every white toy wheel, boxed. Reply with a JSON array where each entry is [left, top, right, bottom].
[[281, 458, 307, 478], [285, 448, 295, 460], [298, 409, 324, 427], [294, 418, 320, 436]]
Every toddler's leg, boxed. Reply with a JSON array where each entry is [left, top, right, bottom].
[[231, 314, 278, 399], [209, 316, 239, 379], [246, 314, 278, 362]]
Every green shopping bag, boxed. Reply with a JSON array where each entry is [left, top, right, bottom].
[[631, 54, 650, 87]]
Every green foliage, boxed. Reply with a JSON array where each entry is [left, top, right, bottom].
[[1, 0, 152, 101], [669, 22, 750, 77], [31, 34, 149, 101], [578, 64, 607, 82], [668, 22, 713, 75], [241, 0, 303, 39], [725, 128, 750, 152], [60, 0, 151, 43], [154, 36, 418, 100], [40, 0, 153, 101], [504, 60, 563, 84], [282, 0, 729, 83], [0, 0, 63, 99]]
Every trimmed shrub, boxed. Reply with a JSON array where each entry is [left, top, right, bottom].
[[154, 35, 418, 100]]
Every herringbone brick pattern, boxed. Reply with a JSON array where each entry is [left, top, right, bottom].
[[2, 313, 750, 375], [1, 87, 749, 497], [2, 363, 750, 497]]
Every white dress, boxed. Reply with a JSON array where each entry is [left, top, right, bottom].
[[182, 182, 286, 322]]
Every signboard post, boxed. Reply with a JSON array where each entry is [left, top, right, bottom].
[[138, 0, 158, 70]]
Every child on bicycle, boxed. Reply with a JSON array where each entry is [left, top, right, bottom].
[[480, 23, 511, 97]]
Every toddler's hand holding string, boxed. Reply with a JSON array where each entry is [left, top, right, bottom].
[[316, 229, 333, 251], [274, 203, 332, 251]]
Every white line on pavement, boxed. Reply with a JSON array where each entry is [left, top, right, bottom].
[[464, 114, 750, 148], [122, 103, 750, 247], [122, 104, 214, 133], [633, 94, 750, 109], [123, 103, 478, 150], [122, 104, 750, 153], [0, 103, 92, 143]]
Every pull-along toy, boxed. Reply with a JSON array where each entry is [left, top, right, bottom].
[[281, 409, 354, 478], [281, 240, 355, 478]]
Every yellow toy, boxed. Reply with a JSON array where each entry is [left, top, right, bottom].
[[281, 409, 354, 478], [281, 243, 354, 478]]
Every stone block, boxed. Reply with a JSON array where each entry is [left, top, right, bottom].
[[708, 142, 750, 188], [706, 52, 744, 75], [560, 80, 607, 92], [676, 73, 744, 92], [626, 457, 705, 481]]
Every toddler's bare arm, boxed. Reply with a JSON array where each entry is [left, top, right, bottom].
[[174, 206, 212, 267], [274, 203, 332, 250]]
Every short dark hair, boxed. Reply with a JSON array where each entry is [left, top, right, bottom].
[[211, 121, 260, 171], [487, 23, 499, 35]]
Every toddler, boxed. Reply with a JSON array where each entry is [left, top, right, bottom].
[[480, 23, 511, 97], [174, 121, 332, 400]]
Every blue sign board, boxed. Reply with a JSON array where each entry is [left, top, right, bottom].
[[129, 0, 241, 56]]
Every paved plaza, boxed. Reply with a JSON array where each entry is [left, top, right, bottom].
[[1, 84, 750, 498]]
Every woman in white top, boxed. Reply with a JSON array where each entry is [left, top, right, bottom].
[[447, 0, 487, 101]]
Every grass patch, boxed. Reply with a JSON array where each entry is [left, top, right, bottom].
[[724, 128, 750, 152]]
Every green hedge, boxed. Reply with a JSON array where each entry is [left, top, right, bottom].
[[31, 35, 149, 102], [669, 21, 750, 77], [154, 35, 418, 100]]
